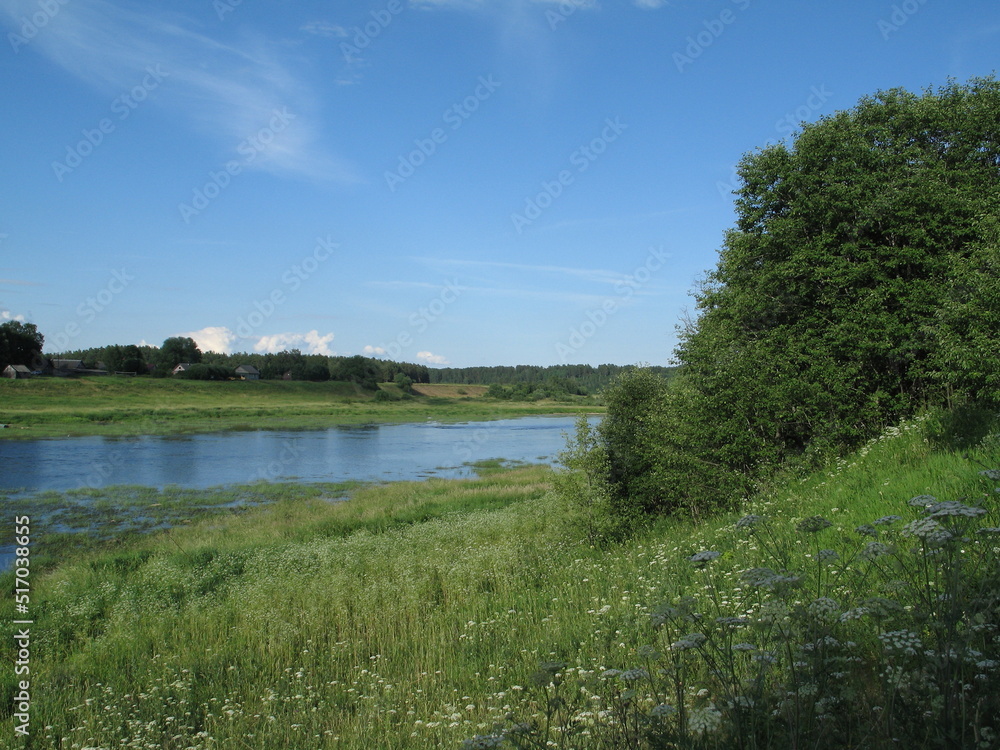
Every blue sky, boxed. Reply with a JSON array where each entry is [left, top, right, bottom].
[[1, 0, 997, 368]]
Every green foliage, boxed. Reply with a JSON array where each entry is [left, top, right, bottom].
[[434, 363, 677, 393], [644, 76, 1000, 514], [554, 415, 631, 544], [0, 320, 44, 370], [174, 363, 233, 380], [157, 336, 202, 369], [474, 412, 1000, 750], [329, 354, 380, 390]]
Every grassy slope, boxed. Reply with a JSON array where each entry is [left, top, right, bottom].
[[0, 378, 598, 439], [2, 410, 999, 748]]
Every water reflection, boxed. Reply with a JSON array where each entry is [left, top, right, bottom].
[[0, 416, 594, 492]]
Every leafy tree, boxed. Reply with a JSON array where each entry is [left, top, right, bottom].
[[158, 337, 202, 370], [662, 77, 1000, 510], [0, 321, 44, 370], [330, 355, 379, 390]]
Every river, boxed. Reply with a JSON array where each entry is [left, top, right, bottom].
[[0, 416, 590, 492]]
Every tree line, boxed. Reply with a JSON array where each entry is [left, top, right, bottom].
[[431, 364, 677, 393]]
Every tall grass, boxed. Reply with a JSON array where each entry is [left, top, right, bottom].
[[2, 408, 998, 749]]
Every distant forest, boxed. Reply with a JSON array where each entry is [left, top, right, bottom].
[[429, 364, 678, 393], [22, 333, 674, 393]]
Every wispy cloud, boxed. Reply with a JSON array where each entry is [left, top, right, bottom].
[[0, 0, 355, 181], [417, 258, 630, 286]]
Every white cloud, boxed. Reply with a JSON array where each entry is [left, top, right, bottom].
[[416, 350, 450, 365], [181, 326, 238, 354], [0, 309, 26, 322], [633, 0, 667, 8], [254, 330, 335, 356], [0, 0, 355, 181], [363, 345, 388, 356]]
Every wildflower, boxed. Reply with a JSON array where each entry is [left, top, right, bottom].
[[977, 527, 1000, 535], [637, 645, 663, 660], [855, 524, 878, 537], [926, 500, 986, 518], [807, 597, 840, 621], [600, 669, 622, 679], [649, 703, 676, 718], [979, 470, 1000, 481], [671, 633, 707, 651], [619, 668, 649, 682], [462, 734, 506, 749], [735, 514, 764, 529], [873, 515, 902, 525], [715, 616, 749, 627], [688, 704, 723, 735], [901, 517, 953, 544], [860, 541, 893, 560], [908, 494, 937, 508], [688, 550, 722, 564], [797, 516, 833, 533], [878, 629, 923, 656], [817, 549, 839, 562], [732, 643, 756, 652]]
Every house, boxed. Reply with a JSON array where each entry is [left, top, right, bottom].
[[172, 363, 194, 375], [3, 364, 32, 379], [50, 359, 85, 377], [235, 364, 260, 381]]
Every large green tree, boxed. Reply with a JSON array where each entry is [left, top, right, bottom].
[[157, 337, 202, 370], [0, 320, 44, 370], [674, 77, 1000, 501], [589, 78, 1000, 518]]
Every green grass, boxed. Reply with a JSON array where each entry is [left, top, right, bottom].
[[2, 409, 999, 748], [0, 377, 602, 439]]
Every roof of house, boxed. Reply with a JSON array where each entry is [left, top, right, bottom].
[[173, 363, 193, 370], [51, 359, 84, 370], [4, 364, 32, 373], [235, 364, 260, 374]]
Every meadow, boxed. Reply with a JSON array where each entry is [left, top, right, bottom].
[[0, 378, 600, 440], [2, 407, 999, 748]]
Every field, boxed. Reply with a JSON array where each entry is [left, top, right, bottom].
[[3, 408, 999, 748], [0, 378, 596, 440]]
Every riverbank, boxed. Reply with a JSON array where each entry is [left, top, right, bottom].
[[0, 377, 603, 439], [3, 409, 997, 748]]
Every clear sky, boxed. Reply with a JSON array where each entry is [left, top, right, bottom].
[[1, 0, 997, 368]]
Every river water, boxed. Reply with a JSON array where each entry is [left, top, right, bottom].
[[0, 416, 590, 492]]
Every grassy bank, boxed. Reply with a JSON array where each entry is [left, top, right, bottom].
[[0, 378, 601, 440], [2, 409, 999, 748]]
